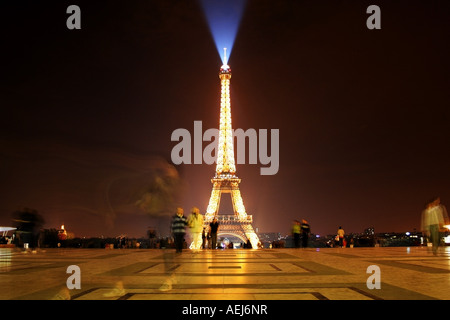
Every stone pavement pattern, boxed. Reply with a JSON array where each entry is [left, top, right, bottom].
[[1, 246, 449, 300]]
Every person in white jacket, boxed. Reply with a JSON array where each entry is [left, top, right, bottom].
[[187, 207, 204, 250]]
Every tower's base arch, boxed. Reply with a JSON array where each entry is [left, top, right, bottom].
[[217, 232, 247, 244], [204, 214, 260, 249]]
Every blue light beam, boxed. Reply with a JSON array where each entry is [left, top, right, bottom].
[[200, 0, 247, 65]]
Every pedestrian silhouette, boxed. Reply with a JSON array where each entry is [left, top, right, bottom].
[[202, 227, 208, 249], [209, 217, 219, 249], [11, 207, 44, 252], [421, 197, 449, 255], [300, 219, 311, 248], [171, 207, 187, 254], [292, 220, 301, 248], [337, 226, 345, 248]]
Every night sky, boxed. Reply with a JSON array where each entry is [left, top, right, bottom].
[[1, 0, 449, 238]]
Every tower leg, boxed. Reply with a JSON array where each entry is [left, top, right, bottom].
[[243, 225, 260, 249]]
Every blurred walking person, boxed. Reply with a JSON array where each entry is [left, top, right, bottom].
[[300, 219, 311, 248], [187, 207, 204, 251], [159, 207, 188, 291], [171, 207, 188, 254], [421, 197, 449, 255]]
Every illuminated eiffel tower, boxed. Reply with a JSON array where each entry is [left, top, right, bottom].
[[204, 49, 260, 249]]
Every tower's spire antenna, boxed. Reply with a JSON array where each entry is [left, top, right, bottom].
[[222, 47, 229, 69], [223, 47, 227, 65]]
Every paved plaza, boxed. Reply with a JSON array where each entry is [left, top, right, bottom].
[[1, 246, 449, 300]]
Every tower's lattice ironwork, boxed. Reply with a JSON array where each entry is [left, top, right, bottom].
[[204, 53, 260, 249]]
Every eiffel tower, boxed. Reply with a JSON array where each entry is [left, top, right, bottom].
[[204, 49, 260, 249]]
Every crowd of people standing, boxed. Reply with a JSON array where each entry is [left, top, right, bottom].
[[170, 207, 222, 253]]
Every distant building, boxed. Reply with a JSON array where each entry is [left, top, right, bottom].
[[257, 232, 281, 243], [256, 232, 282, 248], [58, 225, 67, 241]]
